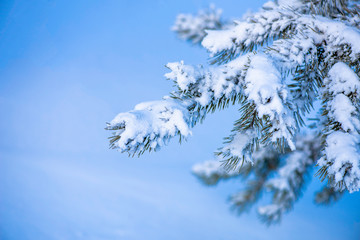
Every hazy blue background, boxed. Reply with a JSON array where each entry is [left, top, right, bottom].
[[0, 0, 359, 239]]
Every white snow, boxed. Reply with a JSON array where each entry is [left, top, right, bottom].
[[165, 54, 249, 107], [327, 62, 360, 95], [244, 54, 296, 150], [109, 99, 192, 154], [259, 134, 320, 219], [319, 132, 360, 193], [220, 130, 255, 164], [192, 160, 240, 185], [317, 62, 360, 192], [172, 4, 223, 44], [202, 1, 360, 64], [329, 94, 360, 132], [201, 2, 294, 55], [110, 0, 360, 194]]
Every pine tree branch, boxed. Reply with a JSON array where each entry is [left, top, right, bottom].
[[106, 98, 193, 156], [314, 185, 344, 205], [172, 4, 226, 44], [258, 133, 321, 224], [317, 62, 360, 192]]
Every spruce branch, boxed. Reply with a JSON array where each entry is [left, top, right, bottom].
[[108, 0, 360, 225], [315, 185, 344, 204], [317, 62, 360, 192]]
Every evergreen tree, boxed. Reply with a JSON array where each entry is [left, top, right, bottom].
[[106, 0, 360, 224]]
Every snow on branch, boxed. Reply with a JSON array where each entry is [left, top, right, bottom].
[[258, 133, 321, 224], [243, 55, 296, 146], [107, 1, 360, 223], [202, 2, 300, 63], [165, 54, 250, 122], [202, 1, 360, 65], [193, 146, 280, 212], [216, 54, 297, 168], [192, 146, 279, 186], [165, 55, 249, 106], [192, 160, 242, 185], [318, 62, 360, 193], [192, 133, 322, 223], [172, 4, 224, 44], [166, 53, 298, 167], [229, 146, 280, 213], [106, 99, 192, 156], [108, 52, 297, 159]]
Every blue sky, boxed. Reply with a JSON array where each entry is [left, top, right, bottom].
[[0, 0, 359, 239]]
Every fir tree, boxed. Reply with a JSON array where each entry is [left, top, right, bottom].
[[106, 0, 360, 224]]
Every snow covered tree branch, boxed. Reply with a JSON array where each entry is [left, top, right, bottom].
[[107, 0, 360, 224], [106, 99, 193, 156], [192, 133, 322, 224], [172, 4, 226, 44], [317, 62, 360, 193], [258, 133, 321, 223]]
